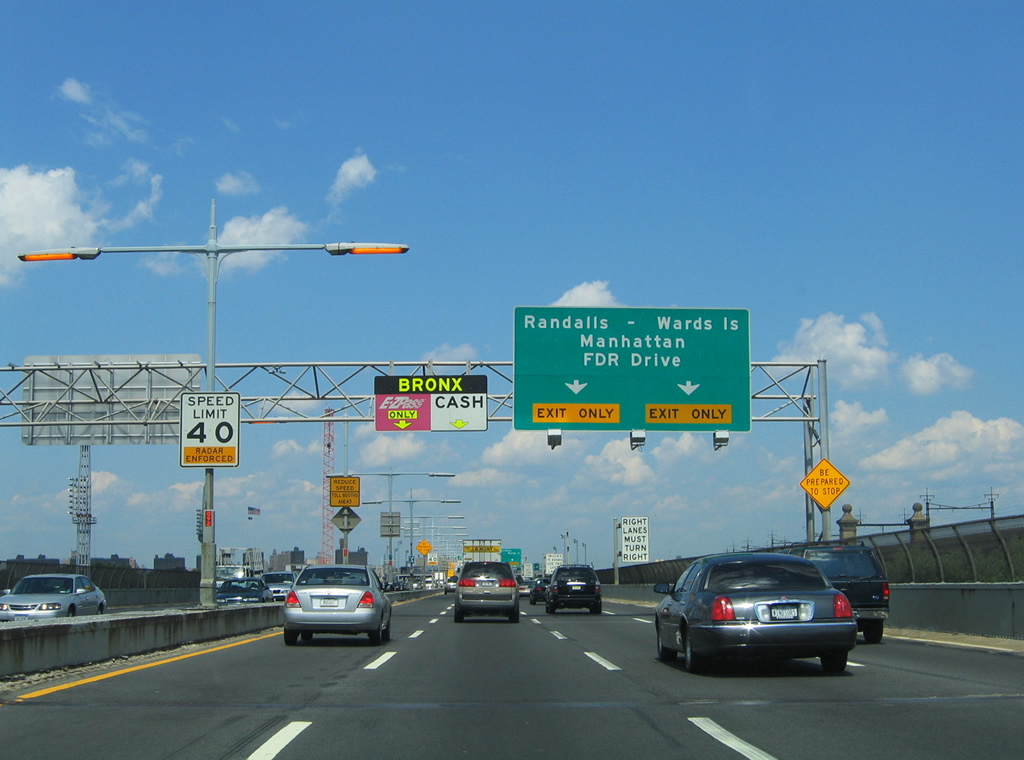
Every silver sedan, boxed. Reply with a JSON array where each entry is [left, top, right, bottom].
[[283, 565, 392, 645], [0, 573, 106, 620]]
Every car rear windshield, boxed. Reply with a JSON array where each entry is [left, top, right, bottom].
[[557, 569, 596, 582], [297, 568, 370, 587], [707, 561, 828, 593], [803, 551, 882, 578], [263, 573, 294, 583], [463, 563, 514, 580]]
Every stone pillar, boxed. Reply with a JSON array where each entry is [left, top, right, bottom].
[[837, 503, 859, 543]]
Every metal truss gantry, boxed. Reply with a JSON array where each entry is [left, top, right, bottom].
[[0, 357, 831, 540]]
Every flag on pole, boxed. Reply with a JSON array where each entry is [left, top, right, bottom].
[[247, 506, 261, 516]]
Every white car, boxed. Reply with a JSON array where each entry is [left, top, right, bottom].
[[0, 573, 106, 620]]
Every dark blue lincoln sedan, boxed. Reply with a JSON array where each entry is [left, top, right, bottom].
[[653, 552, 857, 673]]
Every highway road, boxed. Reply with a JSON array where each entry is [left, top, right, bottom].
[[1, 594, 1022, 759]]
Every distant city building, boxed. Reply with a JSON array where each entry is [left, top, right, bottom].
[[153, 553, 186, 571], [91, 554, 136, 568], [338, 546, 369, 566], [5, 554, 60, 565], [269, 547, 305, 572]]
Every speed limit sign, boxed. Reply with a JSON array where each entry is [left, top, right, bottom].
[[179, 392, 241, 468]]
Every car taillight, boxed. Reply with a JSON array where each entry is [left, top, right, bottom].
[[882, 582, 890, 600], [285, 590, 300, 607], [711, 596, 735, 621], [358, 591, 375, 608], [833, 592, 853, 618], [498, 578, 517, 588], [459, 578, 476, 587], [595, 583, 601, 593]]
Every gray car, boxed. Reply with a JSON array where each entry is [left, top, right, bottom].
[[0, 573, 106, 620], [262, 571, 297, 602], [216, 577, 274, 604], [454, 561, 519, 623], [654, 552, 857, 673], [283, 564, 392, 645]]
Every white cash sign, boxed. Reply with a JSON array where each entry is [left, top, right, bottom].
[[620, 515, 649, 563], [179, 392, 241, 468]]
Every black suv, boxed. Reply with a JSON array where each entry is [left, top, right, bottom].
[[788, 544, 889, 643], [545, 565, 602, 614]]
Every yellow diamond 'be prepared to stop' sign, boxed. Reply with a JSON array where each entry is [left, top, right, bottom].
[[800, 458, 850, 510]]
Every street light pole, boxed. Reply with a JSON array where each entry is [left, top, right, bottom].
[[22, 200, 408, 606], [348, 471, 455, 584], [362, 494, 461, 585]]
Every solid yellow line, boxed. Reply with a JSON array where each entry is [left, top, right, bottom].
[[13, 630, 281, 701]]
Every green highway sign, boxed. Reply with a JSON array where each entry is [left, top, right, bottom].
[[513, 306, 751, 432]]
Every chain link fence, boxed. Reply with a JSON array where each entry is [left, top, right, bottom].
[[0, 560, 199, 592]]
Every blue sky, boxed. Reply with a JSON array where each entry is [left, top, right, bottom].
[[2, 3, 1022, 572]]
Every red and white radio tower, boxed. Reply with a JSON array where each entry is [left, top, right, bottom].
[[321, 408, 336, 565]]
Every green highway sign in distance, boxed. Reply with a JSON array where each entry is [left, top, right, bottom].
[[514, 306, 751, 432]]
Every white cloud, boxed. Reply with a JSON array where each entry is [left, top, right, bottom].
[[218, 207, 309, 273], [832, 400, 888, 437], [421, 343, 477, 362], [90, 471, 122, 494], [217, 171, 260, 196], [651, 432, 704, 463], [451, 467, 521, 488], [481, 429, 567, 467], [774, 312, 895, 390], [551, 280, 622, 307], [59, 78, 92, 104], [58, 78, 147, 145], [357, 434, 427, 468], [271, 439, 320, 457], [900, 352, 973, 395], [860, 410, 1024, 478], [582, 439, 654, 486], [327, 153, 376, 205], [0, 165, 101, 286], [106, 160, 163, 232]]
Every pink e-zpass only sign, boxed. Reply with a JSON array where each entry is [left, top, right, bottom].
[[373, 376, 488, 432]]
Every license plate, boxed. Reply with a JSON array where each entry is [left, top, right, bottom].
[[320, 598, 339, 607], [770, 605, 798, 620], [479, 580, 496, 587]]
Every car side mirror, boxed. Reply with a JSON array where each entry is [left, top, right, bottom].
[[653, 582, 672, 595]]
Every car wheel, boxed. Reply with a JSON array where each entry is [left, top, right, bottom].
[[454, 608, 464, 623], [509, 608, 519, 623], [67, 605, 76, 617], [283, 629, 298, 646], [590, 602, 602, 614], [862, 620, 884, 644], [546, 601, 556, 614], [655, 617, 677, 662], [370, 616, 385, 645], [683, 629, 707, 674], [529, 596, 536, 605], [383, 614, 392, 642], [821, 651, 849, 673], [96, 603, 105, 614]]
